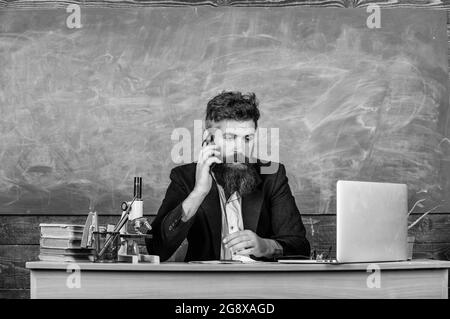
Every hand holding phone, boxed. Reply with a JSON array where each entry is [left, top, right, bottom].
[[194, 130, 222, 196]]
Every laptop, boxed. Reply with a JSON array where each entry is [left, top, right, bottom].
[[336, 180, 408, 263], [278, 180, 408, 264]]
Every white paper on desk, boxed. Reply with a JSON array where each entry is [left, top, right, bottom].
[[277, 259, 339, 264], [189, 255, 261, 264], [232, 254, 259, 263], [188, 260, 242, 264]]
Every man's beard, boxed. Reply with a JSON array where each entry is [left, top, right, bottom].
[[211, 154, 259, 198]]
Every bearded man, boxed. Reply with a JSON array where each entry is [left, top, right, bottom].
[[146, 91, 310, 262]]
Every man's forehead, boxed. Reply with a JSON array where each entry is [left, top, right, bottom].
[[209, 120, 256, 135]]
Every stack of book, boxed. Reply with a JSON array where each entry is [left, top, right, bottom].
[[39, 223, 95, 262]]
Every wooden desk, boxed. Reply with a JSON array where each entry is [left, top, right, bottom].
[[26, 259, 450, 299]]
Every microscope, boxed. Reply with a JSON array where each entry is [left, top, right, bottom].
[[82, 177, 157, 263], [117, 177, 154, 263]]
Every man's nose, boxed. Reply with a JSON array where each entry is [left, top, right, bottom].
[[234, 138, 245, 154]]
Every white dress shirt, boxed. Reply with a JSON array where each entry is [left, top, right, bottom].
[[212, 174, 283, 261], [216, 183, 243, 260]]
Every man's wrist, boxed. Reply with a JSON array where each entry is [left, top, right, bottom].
[[191, 187, 209, 199], [262, 238, 283, 258], [180, 203, 190, 222]]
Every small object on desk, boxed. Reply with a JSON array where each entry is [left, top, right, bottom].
[[140, 254, 160, 264], [117, 254, 159, 264], [276, 254, 339, 264], [81, 212, 97, 248], [93, 231, 120, 263], [80, 213, 92, 248], [118, 254, 140, 264], [98, 195, 137, 257], [117, 233, 152, 261]]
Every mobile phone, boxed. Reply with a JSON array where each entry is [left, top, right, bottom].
[[202, 130, 215, 147], [202, 130, 219, 170]]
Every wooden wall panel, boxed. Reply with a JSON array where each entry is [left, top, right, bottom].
[[0, 289, 29, 299], [2, 214, 449, 246]]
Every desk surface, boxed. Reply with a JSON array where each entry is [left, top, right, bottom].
[[27, 259, 450, 298], [26, 259, 450, 272]]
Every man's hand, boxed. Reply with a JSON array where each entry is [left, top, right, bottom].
[[180, 135, 222, 222], [193, 143, 222, 197], [222, 230, 272, 258], [126, 217, 151, 234]]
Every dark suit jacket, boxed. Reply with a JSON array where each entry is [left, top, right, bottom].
[[146, 160, 310, 262]]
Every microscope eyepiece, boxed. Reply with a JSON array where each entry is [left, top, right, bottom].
[[134, 177, 142, 199]]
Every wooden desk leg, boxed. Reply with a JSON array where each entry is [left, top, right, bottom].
[[444, 269, 448, 299], [30, 270, 37, 299]]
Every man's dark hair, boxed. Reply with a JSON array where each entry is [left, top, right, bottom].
[[205, 91, 260, 128]]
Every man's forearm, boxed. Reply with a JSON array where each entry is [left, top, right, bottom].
[[154, 192, 205, 260], [181, 189, 207, 222]]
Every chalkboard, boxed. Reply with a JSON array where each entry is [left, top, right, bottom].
[[0, 7, 448, 215]]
